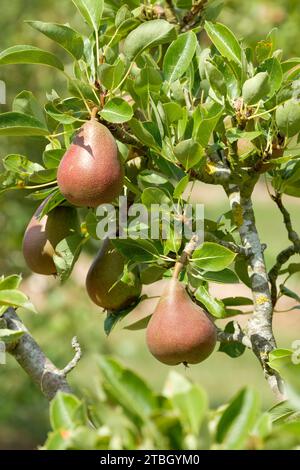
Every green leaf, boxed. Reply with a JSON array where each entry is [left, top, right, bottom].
[[201, 268, 239, 284], [68, 79, 97, 102], [0, 289, 36, 313], [163, 31, 197, 83], [50, 392, 83, 430], [45, 103, 78, 124], [0, 45, 64, 70], [112, 238, 159, 263], [100, 97, 133, 123], [195, 285, 226, 319], [258, 58, 282, 97], [216, 388, 260, 449], [2, 154, 43, 175], [192, 242, 236, 272], [276, 99, 300, 138], [98, 356, 157, 424], [98, 60, 125, 90], [13, 91, 46, 125], [163, 102, 183, 124], [124, 19, 176, 61], [195, 102, 224, 147], [163, 371, 208, 435], [222, 296, 253, 307], [141, 187, 171, 207], [173, 175, 189, 199], [43, 149, 65, 169], [0, 112, 48, 136], [129, 118, 158, 148], [174, 139, 205, 170], [242, 72, 270, 105], [204, 21, 242, 66], [26, 21, 84, 59], [205, 61, 227, 97], [0, 275, 22, 290], [0, 329, 24, 344], [219, 321, 246, 358], [53, 234, 84, 283], [72, 0, 104, 31]]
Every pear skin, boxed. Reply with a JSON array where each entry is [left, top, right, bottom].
[[86, 238, 142, 311], [22, 204, 78, 275], [57, 118, 124, 208], [146, 279, 217, 365]]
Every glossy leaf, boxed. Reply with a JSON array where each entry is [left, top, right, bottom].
[[204, 21, 242, 66], [192, 242, 236, 272], [163, 32, 197, 83], [72, 0, 104, 31], [0, 45, 64, 70], [100, 97, 133, 123], [0, 112, 48, 136]]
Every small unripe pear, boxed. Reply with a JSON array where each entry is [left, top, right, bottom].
[[146, 279, 217, 365], [22, 203, 78, 275], [57, 118, 124, 207], [86, 238, 142, 311]]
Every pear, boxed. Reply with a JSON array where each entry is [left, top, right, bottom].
[[57, 118, 124, 207], [146, 279, 216, 365], [22, 203, 78, 275], [86, 238, 142, 311]]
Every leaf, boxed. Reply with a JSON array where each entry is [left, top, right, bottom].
[[123, 19, 176, 61], [13, 91, 46, 125], [43, 149, 65, 169], [280, 285, 300, 303], [141, 187, 171, 207], [2, 154, 43, 175], [50, 392, 83, 431], [163, 371, 208, 435], [219, 321, 246, 358], [0, 45, 64, 70], [0, 112, 48, 136], [216, 388, 260, 449], [163, 102, 183, 124], [72, 0, 104, 31], [68, 79, 97, 102], [201, 268, 239, 284], [98, 60, 125, 90], [0, 275, 22, 290], [276, 99, 300, 138], [53, 234, 85, 283], [98, 356, 157, 424], [258, 58, 283, 97], [174, 139, 205, 170], [242, 72, 270, 105], [173, 175, 189, 199], [0, 289, 36, 313], [195, 102, 224, 147], [163, 31, 197, 83], [192, 242, 236, 272], [222, 297, 253, 307], [129, 118, 158, 148], [204, 21, 242, 66], [195, 285, 226, 319], [0, 329, 24, 344], [100, 97, 133, 123], [26, 21, 84, 59], [205, 61, 227, 97], [44, 103, 79, 124], [112, 238, 159, 263]]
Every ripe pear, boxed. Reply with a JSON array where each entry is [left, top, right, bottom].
[[57, 118, 124, 207], [146, 279, 216, 365], [22, 203, 78, 275], [86, 238, 142, 311]]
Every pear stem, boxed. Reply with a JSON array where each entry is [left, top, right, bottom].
[[91, 107, 99, 120], [172, 234, 199, 279]]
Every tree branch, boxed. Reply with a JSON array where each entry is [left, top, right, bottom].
[[226, 184, 285, 400], [272, 193, 300, 249], [3, 308, 81, 401], [269, 245, 297, 306], [181, 0, 209, 31], [216, 323, 252, 349]]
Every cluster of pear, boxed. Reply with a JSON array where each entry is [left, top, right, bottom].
[[22, 116, 216, 367]]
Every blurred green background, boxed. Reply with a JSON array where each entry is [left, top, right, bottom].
[[0, 0, 300, 449]]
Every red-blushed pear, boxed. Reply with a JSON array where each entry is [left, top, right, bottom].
[[146, 278, 217, 366], [57, 116, 124, 208], [22, 203, 78, 275], [86, 238, 142, 312]]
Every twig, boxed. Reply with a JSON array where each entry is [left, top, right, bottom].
[[269, 245, 297, 306], [216, 323, 252, 349], [204, 232, 250, 256], [181, 0, 208, 31], [3, 308, 82, 401], [62, 337, 82, 377], [226, 184, 285, 400], [272, 193, 300, 249], [164, 0, 178, 23], [173, 234, 200, 279]]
